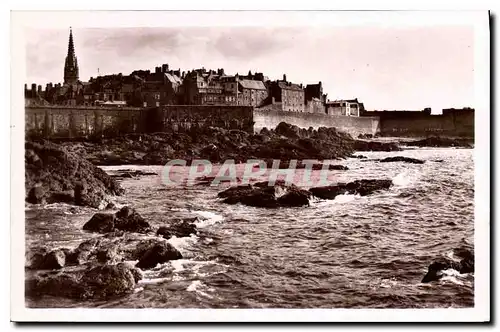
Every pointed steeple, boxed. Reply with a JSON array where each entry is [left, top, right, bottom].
[[64, 27, 79, 84]]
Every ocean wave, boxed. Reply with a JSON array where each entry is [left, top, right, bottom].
[[186, 280, 215, 298], [192, 210, 224, 228]]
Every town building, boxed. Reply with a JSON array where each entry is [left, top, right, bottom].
[[326, 98, 365, 116], [305, 81, 327, 113], [267, 75, 305, 112]]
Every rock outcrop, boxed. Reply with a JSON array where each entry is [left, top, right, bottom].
[[135, 241, 183, 269], [379, 156, 425, 164], [406, 136, 474, 148], [309, 179, 393, 200], [25, 140, 123, 208], [157, 217, 198, 239], [26, 263, 141, 300], [83, 206, 151, 234], [218, 180, 311, 208], [421, 247, 474, 283]]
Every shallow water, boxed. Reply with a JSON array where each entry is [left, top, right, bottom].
[[25, 147, 474, 308]]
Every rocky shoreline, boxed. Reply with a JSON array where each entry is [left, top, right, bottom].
[[24, 122, 475, 300]]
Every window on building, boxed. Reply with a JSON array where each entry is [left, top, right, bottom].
[[156, 101, 160, 107]]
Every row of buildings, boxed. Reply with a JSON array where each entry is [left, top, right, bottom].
[[25, 28, 366, 116]]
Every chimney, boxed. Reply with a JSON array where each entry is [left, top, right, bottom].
[[162, 64, 169, 73], [283, 74, 287, 82], [37, 85, 42, 96], [155, 66, 161, 74], [31, 83, 37, 98], [24, 84, 28, 97]]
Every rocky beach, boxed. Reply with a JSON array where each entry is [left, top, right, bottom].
[[24, 123, 475, 307]]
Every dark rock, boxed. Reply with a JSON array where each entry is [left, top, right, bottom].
[[327, 165, 349, 171], [40, 249, 66, 270], [25, 141, 124, 208], [75, 183, 105, 209], [114, 206, 151, 233], [26, 185, 48, 204], [135, 241, 183, 270], [353, 140, 401, 152], [406, 136, 474, 148], [157, 218, 197, 239], [83, 213, 116, 233], [218, 181, 311, 208], [277, 190, 310, 207], [46, 190, 75, 204], [379, 156, 425, 164], [275, 122, 301, 138], [83, 207, 151, 234], [310, 179, 393, 200], [421, 248, 474, 283], [79, 263, 137, 299], [96, 245, 120, 264], [105, 202, 117, 209], [351, 155, 368, 159]]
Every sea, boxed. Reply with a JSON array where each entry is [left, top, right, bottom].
[[25, 147, 474, 308]]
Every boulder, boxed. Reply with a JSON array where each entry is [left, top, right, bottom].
[[421, 248, 474, 283], [218, 181, 311, 208], [39, 249, 66, 270], [79, 263, 138, 299], [135, 241, 183, 270], [83, 213, 116, 233], [353, 140, 401, 152], [114, 206, 151, 233], [83, 207, 151, 234], [25, 141, 124, 208], [157, 218, 198, 239], [309, 179, 393, 200], [96, 244, 120, 264], [26, 185, 48, 204], [379, 156, 425, 164]]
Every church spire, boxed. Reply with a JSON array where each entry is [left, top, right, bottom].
[[64, 27, 79, 84]]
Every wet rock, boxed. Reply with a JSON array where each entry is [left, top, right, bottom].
[[105, 202, 117, 210], [26, 185, 48, 204], [218, 181, 311, 208], [157, 218, 198, 239], [114, 206, 151, 233], [421, 248, 474, 283], [135, 241, 183, 269], [46, 190, 75, 204], [309, 179, 393, 200], [111, 170, 157, 179], [96, 245, 120, 264], [27, 263, 140, 300], [379, 156, 425, 164], [83, 213, 116, 233], [26, 272, 84, 299], [39, 249, 66, 270], [353, 140, 401, 152], [25, 140, 124, 208], [406, 136, 474, 148], [75, 183, 105, 209], [83, 207, 151, 234]]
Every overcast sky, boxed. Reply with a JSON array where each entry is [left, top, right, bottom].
[[25, 26, 474, 112]]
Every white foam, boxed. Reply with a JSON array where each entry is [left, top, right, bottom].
[[310, 194, 360, 207], [192, 210, 224, 228], [186, 280, 214, 298], [392, 171, 419, 187], [137, 277, 170, 285], [167, 234, 199, 249]]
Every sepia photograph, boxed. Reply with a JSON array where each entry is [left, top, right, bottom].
[[10, 9, 490, 322]]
